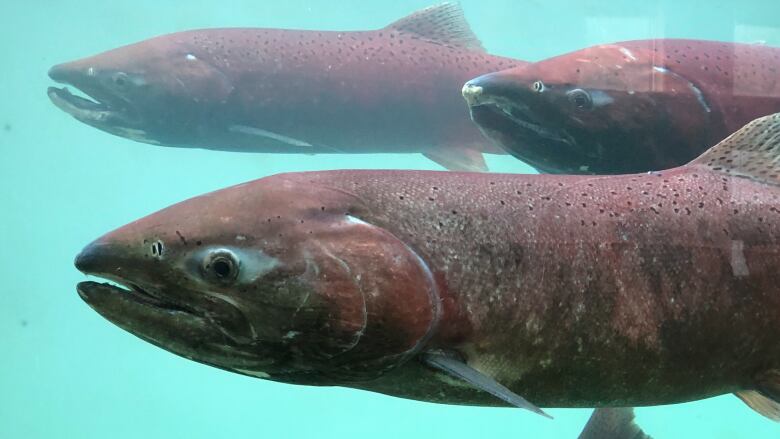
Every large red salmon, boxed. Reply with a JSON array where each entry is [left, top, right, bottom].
[[75, 113, 780, 427], [48, 3, 524, 171]]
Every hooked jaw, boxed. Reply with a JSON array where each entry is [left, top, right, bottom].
[[463, 73, 584, 174], [464, 73, 569, 142], [47, 61, 142, 134], [75, 237, 211, 337], [73, 237, 268, 373]]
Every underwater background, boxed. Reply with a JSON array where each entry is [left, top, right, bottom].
[[2, 0, 780, 437]]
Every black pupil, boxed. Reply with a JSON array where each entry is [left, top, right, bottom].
[[575, 95, 586, 106], [115, 76, 126, 86], [213, 258, 232, 278]]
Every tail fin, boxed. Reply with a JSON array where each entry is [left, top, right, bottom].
[[689, 112, 780, 186], [578, 408, 651, 439]]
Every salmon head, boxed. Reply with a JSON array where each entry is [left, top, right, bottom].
[[464, 42, 715, 174], [74, 174, 440, 385], [48, 32, 235, 147]]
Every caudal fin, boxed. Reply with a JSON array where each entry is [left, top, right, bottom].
[[578, 408, 651, 439], [689, 112, 780, 186], [386, 2, 485, 52]]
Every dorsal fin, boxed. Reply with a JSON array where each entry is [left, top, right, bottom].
[[690, 112, 780, 185], [386, 2, 485, 52]]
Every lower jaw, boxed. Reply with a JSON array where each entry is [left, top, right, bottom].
[[77, 281, 206, 329], [471, 109, 585, 174], [47, 86, 139, 128]]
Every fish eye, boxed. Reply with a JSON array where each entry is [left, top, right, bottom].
[[567, 89, 592, 110], [202, 249, 240, 283], [112, 72, 129, 88], [532, 80, 545, 93]]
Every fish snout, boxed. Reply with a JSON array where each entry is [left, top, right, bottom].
[[74, 239, 111, 274], [48, 63, 76, 83], [74, 237, 133, 277], [48, 61, 96, 85], [463, 70, 530, 105], [462, 82, 485, 107], [462, 71, 519, 107]]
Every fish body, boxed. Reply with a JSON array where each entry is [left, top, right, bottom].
[[464, 39, 780, 174], [74, 114, 780, 422], [48, 3, 523, 171]]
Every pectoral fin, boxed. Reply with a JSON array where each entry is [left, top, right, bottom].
[[578, 408, 651, 439], [421, 350, 551, 418], [423, 147, 489, 172], [735, 369, 780, 421], [735, 391, 780, 421]]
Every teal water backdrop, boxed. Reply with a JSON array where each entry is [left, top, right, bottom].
[[2, 1, 780, 437]]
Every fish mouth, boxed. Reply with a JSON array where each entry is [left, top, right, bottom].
[[77, 279, 281, 376], [465, 91, 573, 145], [464, 86, 585, 174], [47, 85, 140, 129], [48, 86, 116, 123], [77, 280, 193, 315], [76, 279, 212, 340], [76, 276, 257, 346]]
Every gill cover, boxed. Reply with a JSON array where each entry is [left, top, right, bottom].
[[280, 213, 442, 380]]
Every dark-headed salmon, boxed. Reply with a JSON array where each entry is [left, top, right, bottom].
[[74, 113, 780, 427], [464, 39, 780, 174]]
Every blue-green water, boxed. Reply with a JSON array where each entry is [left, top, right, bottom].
[[2, 1, 780, 437]]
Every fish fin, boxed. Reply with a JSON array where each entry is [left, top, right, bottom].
[[735, 390, 780, 421], [386, 2, 485, 52], [229, 124, 313, 148], [228, 124, 345, 153], [689, 112, 780, 186], [757, 369, 780, 401], [578, 408, 652, 439], [423, 147, 489, 172], [420, 350, 551, 418]]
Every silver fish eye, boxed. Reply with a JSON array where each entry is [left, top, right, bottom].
[[202, 249, 240, 283], [532, 80, 545, 93], [567, 89, 592, 110]]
